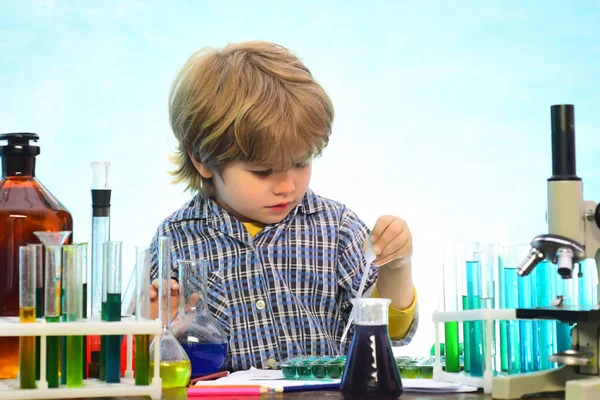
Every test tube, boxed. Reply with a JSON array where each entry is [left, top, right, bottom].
[[441, 246, 460, 373], [534, 260, 557, 370], [501, 246, 522, 375], [105, 241, 122, 383], [28, 243, 43, 380], [99, 242, 108, 381], [19, 245, 37, 389], [35, 231, 71, 388], [497, 249, 507, 373], [135, 246, 152, 385], [516, 245, 535, 373], [63, 244, 84, 388], [90, 161, 111, 379], [464, 243, 483, 376], [79, 242, 89, 379]]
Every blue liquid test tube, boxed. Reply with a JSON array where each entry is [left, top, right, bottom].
[[534, 261, 556, 371], [501, 246, 521, 375]]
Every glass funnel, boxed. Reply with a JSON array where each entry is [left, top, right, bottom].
[[149, 237, 191, 388], [340, 298, 403, 400], [173, 260, 228, 378], [34, 230, 70, 388]]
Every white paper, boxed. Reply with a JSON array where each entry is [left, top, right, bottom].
[[195, 367, 478, 393]]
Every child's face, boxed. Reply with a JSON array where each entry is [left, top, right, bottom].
[[209, 159, 312, 224]]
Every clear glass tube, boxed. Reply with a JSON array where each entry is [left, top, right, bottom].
[[63, 244, 83, 388], [90, 161, 111, 380], [19, 245, 37, 389], [105, 241, 122, 383], [79, 242, 88, 380], [34, 230, 70, 388], [27, 243, 43, 380], [135, 247, 152, 386]]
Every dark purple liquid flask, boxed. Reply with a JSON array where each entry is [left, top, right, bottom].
[[340, 298, 403, 399]]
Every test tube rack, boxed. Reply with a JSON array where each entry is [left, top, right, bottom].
[[432, 308, 515, 394], [0, 316, 162, 400], [432, 308, 600, 400]]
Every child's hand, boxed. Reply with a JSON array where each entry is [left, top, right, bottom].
[[150, 279, 180, 321], [369, 215, 412, 268]]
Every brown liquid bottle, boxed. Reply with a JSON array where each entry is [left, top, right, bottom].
[[0, 133, 73, 379]]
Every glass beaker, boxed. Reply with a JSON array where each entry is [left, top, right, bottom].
[[149, 237, 191, 388], [173, 260, 228, 378], [340, 298, 402, 399]]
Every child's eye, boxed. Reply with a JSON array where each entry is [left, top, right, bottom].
[[252, 169, 273, 177], [295, 162, 309, 169]]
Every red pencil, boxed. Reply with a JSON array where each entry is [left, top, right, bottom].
[[187, 387, 268, 397], [189, 370, 230, 384]]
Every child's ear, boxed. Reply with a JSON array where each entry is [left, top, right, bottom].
[[188, 152, 214, 179]]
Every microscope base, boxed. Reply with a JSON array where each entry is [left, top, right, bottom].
[[492, 366, 600, 399]]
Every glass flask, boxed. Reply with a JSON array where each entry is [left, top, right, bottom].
[[149, 237, 191, 388], [173, 260, 228, 378], [340, 298, 403, 400], [0, 132, 73, 379]]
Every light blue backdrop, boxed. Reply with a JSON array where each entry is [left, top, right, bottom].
[[2, 0, 599, 355]]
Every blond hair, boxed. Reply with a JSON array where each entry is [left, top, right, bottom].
[[169, 41, 334, 198]]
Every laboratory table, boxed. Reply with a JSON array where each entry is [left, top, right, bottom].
[[108, 388, 565, 399]]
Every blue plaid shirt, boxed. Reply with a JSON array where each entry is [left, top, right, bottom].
[[149, 188, 417, 370]]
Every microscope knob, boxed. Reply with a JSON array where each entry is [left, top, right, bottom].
[[595, 203, 600, 228]]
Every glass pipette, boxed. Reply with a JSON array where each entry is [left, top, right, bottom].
[[340, 240, 377, 347]]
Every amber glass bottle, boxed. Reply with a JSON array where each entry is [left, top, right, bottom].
[[0, 133, 73, 379]]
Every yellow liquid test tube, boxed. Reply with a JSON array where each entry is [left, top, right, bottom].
[[19, 246, 37, 389], [63, 244, 84, 388]]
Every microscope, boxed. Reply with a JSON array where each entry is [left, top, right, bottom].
[[493, 105, 600, 399]]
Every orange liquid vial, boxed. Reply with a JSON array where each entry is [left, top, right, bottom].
[[0, 133, 73, 379]]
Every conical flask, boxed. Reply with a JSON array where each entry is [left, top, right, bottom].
[[149, 236, 191, 388], [340, 298, 403, 399], [173, 260, 228, 378], [0, 133, 72, 379]]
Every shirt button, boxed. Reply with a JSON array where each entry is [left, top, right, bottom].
[[255, 299, 266, 310], [267, 358, 277, 368]]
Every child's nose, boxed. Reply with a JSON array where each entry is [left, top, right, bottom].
[[272, 171, 295, 194]]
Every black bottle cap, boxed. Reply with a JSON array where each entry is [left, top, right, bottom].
[[0, 132, 41, 157]]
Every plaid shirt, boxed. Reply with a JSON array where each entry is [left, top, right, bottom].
[[149, 188, 417, 370]]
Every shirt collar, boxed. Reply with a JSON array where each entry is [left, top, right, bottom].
[[168, 187, 327, 236]]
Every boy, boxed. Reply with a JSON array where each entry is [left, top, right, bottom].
[[149, 41, 417, 371]]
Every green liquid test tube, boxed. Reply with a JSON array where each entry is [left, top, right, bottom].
[[135, 247, 152, 386], [30, 244, 43, 381], [35, 231, 71, 388], [441, 245, 461, 373], [64, 244, 84, 388]]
